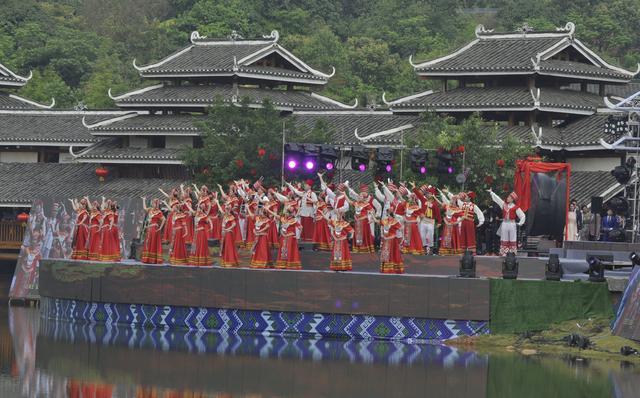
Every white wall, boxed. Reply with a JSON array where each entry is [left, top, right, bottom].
[[58, 152, 75, 163], [567, 156, 621, 172], [0, 152, 38, 163], [166, 136, 193, 149]]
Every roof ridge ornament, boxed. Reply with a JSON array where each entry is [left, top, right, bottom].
[[557, 22, 576, 39], [228, 30, 244, 41], [190, 31, 207, 44], [520, 23, 534, 37], [233, 56, 238, 72], [530, 88, 541, 107], [263, 30, 279, 42], [474, 24, 494, 38]]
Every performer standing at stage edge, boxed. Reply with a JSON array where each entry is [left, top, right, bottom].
[[287, 179, 317, 243], [141, 197, 165, 264], [457, 191, 484, 253], [411, 183, 441, 255], [488, 189, 525, 256]]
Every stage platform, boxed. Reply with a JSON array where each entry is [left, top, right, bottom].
[[37, 251, 618, 341]]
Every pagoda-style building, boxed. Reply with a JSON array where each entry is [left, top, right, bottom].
[[77, 31, 421, 181], [387, 22, 640, 205]]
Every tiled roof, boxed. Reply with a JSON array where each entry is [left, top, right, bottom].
[[539, 59, 631, 80], [570, 170, 619, 207], [293, 112, 423, 146], [0, 63, 29, 88], [553, 114, 610, 147], [136, 34, 329, 84], [76, 138, 182, 163], [0, 163, 182, 206], [0, 112, 107, 144], [0, 93, 39, 110], [90, 114, 204, 136], [389, 87, 603, 113], [115, 84, 352, 110], [493, 125, 536, 144], [565, 82, 640, 99], [412, 25, 634, 82]]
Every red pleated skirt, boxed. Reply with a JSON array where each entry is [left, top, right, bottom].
[[87, 226, 103, 261], [141, 225, 164, 264], [353, 218, 375, 253], [380, 237, 403, 274], [209, 215, 222, 240], [244, 216, 256, 248], [169, 230, 188, 265], [402, 222, 424, 255], [275, 235, 301, 270], [162, 212, 174, 243], [330, 239, 352, 271], [100, 226, 121, 262], [71, 225, 89, 260], [300, 216, 314, 242], [250, 235, 272, 268], [220, 230, 240, 267], [190, 227, 211, 266], [267, 219, 280, 248], [312, 218, 331, 251]]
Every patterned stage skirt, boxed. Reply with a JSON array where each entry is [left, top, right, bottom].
[[220, 231, 240, 267], [402, 222, 424, 255], [330, 239, 352, 271], [459, 219, 476, 250], [312, 218, 331, 251], [86, 226, 103, 261], [209, 215, 222, 240], [99, 226, 121, 262], [352, 218, 375, 253], [250, 235, 272, 268], [300, 215, 315, 242], [169, 229, 189, 266], [380, 237, 403, 274], [162, 212, 174, 243], [190, 227, 212, 266], [439, 224, 461, 255], [267, 219, 280, 248]]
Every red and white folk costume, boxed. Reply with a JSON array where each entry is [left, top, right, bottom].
[[275, 210, 302, 270], [456, 192, 484, 252], [347, 184, 378, 253], [439, 192, 463, 256], [250, 214, 273, 268], [86, 205, 103, 261], [489, 190, 526, 256], [169, 211, 189, 265], [403, 199, 425, 255], [190, 208, 214, 266], [413, 185, 442, 254], [99, 207, 121, 262], [379, 215, 404, 274], [288, 181, 317, 242], [327, 218, 354, 271], [312, 199, 332, 251]]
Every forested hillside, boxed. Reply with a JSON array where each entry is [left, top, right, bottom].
[[1, 0, 638, 109]]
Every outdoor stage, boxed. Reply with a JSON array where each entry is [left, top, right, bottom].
[[37, 251, 616, 341]]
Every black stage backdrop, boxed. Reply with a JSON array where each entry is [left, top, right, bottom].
[[9, 197, 147, 300], [527, 172, 567, 239]]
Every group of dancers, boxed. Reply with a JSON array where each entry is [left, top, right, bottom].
[[68, 174, 526, 273]]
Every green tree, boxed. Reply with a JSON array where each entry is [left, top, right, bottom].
[[17, 67, 77, 108], [408, 113, 534, 202]]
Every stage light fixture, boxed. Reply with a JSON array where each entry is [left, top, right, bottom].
[[502, 252, 519, 279], [351, 146, 369, 171], [630, 252, 640, 266], [436, 151, 455, 175], [410, 148, 428, 174], [611, 158, 634, 185], [326, 162, 334, 170], [385, 164, 392, 173], [304, 160, 315, 170], [609, 197, 629, 215], [458, 250, 476, 278], [319, 144, 338, 172], [587, 256, 606, 282], [545, 253, 563, 281], [375, 148, 394, 176], [287, 159, 297, 169]]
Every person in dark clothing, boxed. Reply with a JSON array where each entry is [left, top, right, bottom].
[[482, 200, 502, 255]]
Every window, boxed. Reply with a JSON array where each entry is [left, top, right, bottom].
[[149, 136, 166, 148]]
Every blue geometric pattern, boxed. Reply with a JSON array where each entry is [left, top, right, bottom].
[[41, 297, 490, 343], [39, 315, 489, 368]]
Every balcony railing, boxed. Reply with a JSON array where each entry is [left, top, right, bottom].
[[0, 221, 25, 249]]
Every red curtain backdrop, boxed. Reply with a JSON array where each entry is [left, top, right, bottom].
[[514, 160, 571, 239]]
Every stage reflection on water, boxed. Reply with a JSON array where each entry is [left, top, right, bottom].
[[3, 306, 640, 398]]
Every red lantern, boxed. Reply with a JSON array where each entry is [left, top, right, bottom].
[[496, 159, 505, 168], [484, 175, 494, 185], [458, 145, 465, 153], [95, 167, 109, 182], [257, 148, 266, 158], [16, 212, 29, 226]]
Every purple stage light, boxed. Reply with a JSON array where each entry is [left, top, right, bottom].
[[358, 164, 366, 172], [287, 160, 297, 169], [420, 166, 427, 174], [385, 164, 392, 173], [305, 160, 315, 170], [447, 166, 454, 174], [326, 162, 334, 170]]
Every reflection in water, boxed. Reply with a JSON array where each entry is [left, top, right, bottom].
[[1, 306, 640, 398]]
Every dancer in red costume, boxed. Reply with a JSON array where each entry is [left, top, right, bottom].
[[273, 205, 302, 270], [402, 195, 425, 255], [141, 197, 165, 264], [439, 192, 463, 255], [99, 200, 121, 262], [208, 193, 222, 240], [181, 186, 195, 245], [160, 188, 180, 243], [169, 206, 189, 265], [411, 184, 442, 255], [86, 199, 103, 261], [70, 198, 89, 260], [189, 202, 214, 266], [327, 214, 354, 271], [455, 191, 484, 253], [312, 196, 331, 251], [349, 184, 376, 253], [220, 205, 240, 267], [264, 189, 281, 249], [379, 211, 404, 274], [243, 198, 258, 249], [250, 207, 273, 268]]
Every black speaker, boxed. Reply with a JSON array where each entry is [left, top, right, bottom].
[[591, 196, 603, 215]]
